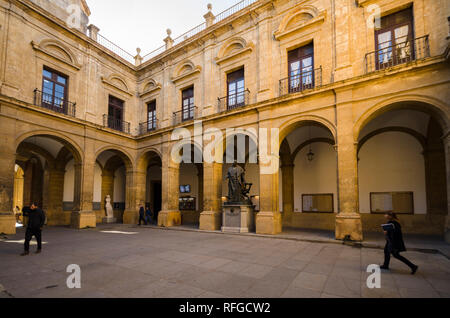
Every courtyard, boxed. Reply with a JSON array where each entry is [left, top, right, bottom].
[[1, 225, 449, 298]]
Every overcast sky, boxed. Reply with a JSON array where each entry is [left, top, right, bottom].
[[87, 0, 243, 56]]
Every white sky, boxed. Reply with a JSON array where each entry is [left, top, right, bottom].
[[87, 0, 243, 56]]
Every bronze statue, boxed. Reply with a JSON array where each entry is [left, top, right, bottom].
[[226, 161, 251, 204]]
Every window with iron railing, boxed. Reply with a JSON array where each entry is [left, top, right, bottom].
[[181, 87, 195, 121], [41, 68, 70, 113], [288, 43, 315, 93], [147, 100, 157, 131], [372, 7, 417, 71]]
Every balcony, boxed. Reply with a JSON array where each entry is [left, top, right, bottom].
[[279, 67, 322, 97], [173, 106, 198, 126], [218, 89, 250, 112], [103, 114, 130, 134], [33, 89, 76, 117], [365, 35, 430, 73], [139, 118, 159, 135]]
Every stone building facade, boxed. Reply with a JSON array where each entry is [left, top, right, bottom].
[[0, 0, 449, 242]]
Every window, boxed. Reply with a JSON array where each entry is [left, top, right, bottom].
[[227, 68, 245, 109], [108, 95, 124, 131], [147, 101, 157, 131], [42, 68, 68, 113], [182, 87, 195, 121], [302, 194, 334, 213], [288, 43, 314, 93], [375, 7, 414, 69], [370, 192, 414, 214]]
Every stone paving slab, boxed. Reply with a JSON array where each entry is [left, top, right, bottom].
[[0, 225, 449, 298]]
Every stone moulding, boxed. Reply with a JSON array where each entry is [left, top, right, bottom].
[[274, 9, 326, 41], [170, 65, 202, 84], [101, 75, 133, 96], [139, 80, 162, 98], [215, 45, 254, 65], [31, 40, 82, 70]]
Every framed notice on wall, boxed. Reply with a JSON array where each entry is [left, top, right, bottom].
[[302, 194, 334, 213], [370, 192, 414, 214]]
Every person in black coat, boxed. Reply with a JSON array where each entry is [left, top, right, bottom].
[[381, 212, 418, 275], [21, 203, 46, 256], [145, 206, 153, 225], [138, 205, 147, 226]]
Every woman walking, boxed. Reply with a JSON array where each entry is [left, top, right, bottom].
[[381, 212, 419, 275]]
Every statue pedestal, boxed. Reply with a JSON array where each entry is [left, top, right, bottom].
[[103, 216, 117, 224], [222, 204, 255, 233]]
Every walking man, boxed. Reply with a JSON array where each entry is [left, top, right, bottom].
[[138, 205, 147, 226], [145, 206, 153, 225], [21, 203, 46, 256]]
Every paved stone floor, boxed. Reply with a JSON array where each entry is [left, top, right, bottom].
[[1, 225, 449, 298]]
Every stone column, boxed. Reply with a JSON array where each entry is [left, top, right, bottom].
[[444, 133, 450, 243], [123, 169, 146, 225], [0, 149, 16, 235], [200, 162, 223, 231], [87, 24, 100, 42], [71, 160, 96, 229], [159, 146, 181, 227], [281, 164, 294, 226], [256, 168, 282, 235], [335, 104, 363, 241], [45, 168, 65, 226]]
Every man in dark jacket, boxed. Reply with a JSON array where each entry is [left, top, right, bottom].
[[381, 212, 418, 275], [21, 203, 46, 256], [138, 205, 147, 226], [145, 206, 153, 225]]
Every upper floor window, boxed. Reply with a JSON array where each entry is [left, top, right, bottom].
[[42, 68, 68, 113], [182, 87, 195, 121], [227, 68, 245, 109], [147, 100, 157, 131], [288, 43, 314, 93], [108, 95, 124, 131], [375, 7, 414, 69]]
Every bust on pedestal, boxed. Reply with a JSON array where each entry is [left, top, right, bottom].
[[103, 195, 117, 224], [222, 161, 255, 233]]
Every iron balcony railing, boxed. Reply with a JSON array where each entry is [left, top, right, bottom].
[[139, 118, 159, 135], [97, 33, 135, 64], [279, 67, 322, 97], [218, 89, 250, 112], [103, 114, 130, 134], [33, 89, 76, 117], [173, 106, 198, 126], [365, 35, 430, 73]]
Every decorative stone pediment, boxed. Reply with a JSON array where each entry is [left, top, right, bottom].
[[274, 6, 326, 40], [101, 74, 133, 96], [171, 60, 201, 83], [215, 37, 254, 65], [31, 39, 81, 70], [139, 79, 162, 97]]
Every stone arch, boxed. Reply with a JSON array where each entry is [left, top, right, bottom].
[[277, 5, 319, 34], [136, 148, 163, 171], [142, 79, 162, 93], [15, 130, 83, 164], [94, 146, 134, 171], [357, 127, 427, 156], [278, 115, 337, 146], [354, 95, 450, 141], [32, 38, 81, 69]]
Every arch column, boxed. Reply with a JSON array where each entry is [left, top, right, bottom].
[[123, 169, 146, 224], [71, 158, 96, 229], [200, 162, 223, 231], [44, 167, 66, 226], [336, 105, 363, 241], [256, 167, 282, 235], [159, 144, 181, 227], [281, 163, 294, 225], [444, 133, 450, 243], [0, 149, 17, 234]]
